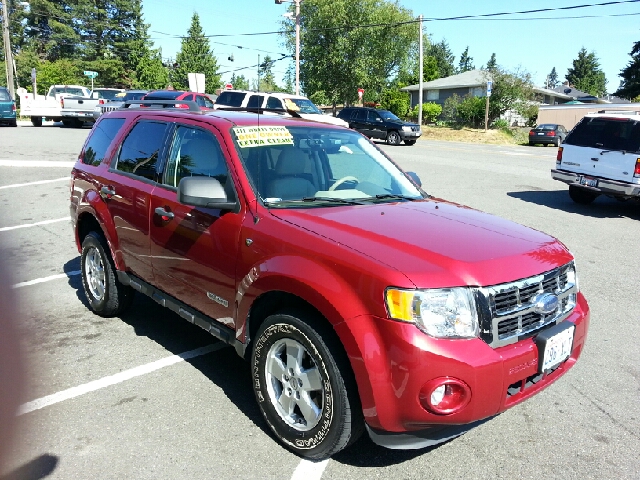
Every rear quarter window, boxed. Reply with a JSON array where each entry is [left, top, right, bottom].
[[216, 91, 246, 107], [83, 118, 126, 166]]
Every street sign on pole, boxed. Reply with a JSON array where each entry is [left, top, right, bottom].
[[83, 71, 98, 91], [486, 80, 492, 96]]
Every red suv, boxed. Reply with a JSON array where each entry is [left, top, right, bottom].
[[70, 104, 589, 459]]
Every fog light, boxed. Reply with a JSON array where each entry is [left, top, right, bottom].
[[420, 377, 471, 415]]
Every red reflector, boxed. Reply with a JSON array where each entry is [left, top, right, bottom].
[[557, 147, 564, 162]]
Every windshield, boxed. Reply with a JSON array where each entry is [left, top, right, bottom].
[[378, 110, 400, 121], [283, 98, 323, 115], [232, 125, 423, 207]]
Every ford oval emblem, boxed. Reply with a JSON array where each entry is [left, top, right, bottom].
[[532, 293, 559, 315]]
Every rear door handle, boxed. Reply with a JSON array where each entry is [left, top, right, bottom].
[[100, 186, 116, 199], [154, 207, 175, 221]]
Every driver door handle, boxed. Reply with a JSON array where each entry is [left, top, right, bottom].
[[154, 207, 175, 221], [100, 186, 116, 199]]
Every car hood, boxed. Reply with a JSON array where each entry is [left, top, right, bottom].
[[299, 113, 349, 128], [269, 199, 572, 288]]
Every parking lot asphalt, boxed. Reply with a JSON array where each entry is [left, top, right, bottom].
[[1, 124, 639, 479]]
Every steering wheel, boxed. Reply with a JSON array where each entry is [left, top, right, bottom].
[[329, 176, 359, 191]]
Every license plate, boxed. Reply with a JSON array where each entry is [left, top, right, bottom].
[[579, 176, 598, 187], [536, 323, 574, 372], [537, 132, 545, 135]]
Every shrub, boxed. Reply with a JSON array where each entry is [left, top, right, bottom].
[[492, 118, 509, 130], [410, 102, 442, 124], [456, 96, 486, 128], [379, 88, 410, 117]]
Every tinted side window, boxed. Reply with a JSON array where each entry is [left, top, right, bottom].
[[83, 118, 125, 166], [115, 121, 170, 180], [566, 118, 640, 151], [367, 111, 379, 122], [266, 96, 282, 109], [354, 110, 367, 121], [164, 126, 229, 189], [216, 91, 245, 107], [247, 95, 265, 108]]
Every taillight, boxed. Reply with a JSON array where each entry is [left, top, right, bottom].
[[529, 130, 535, 135], [60, 97, 64, 108], [557, 147, 563, 163], [177, 103, 188, 109], [547, 131, 555, 136], [634, 158, 640, 177], [12, 103, 16, 112]]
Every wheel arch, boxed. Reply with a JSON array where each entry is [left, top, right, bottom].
[[75, 193, 122, 269]]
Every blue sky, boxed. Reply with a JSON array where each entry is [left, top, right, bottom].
[[142, 0, 640, 93]]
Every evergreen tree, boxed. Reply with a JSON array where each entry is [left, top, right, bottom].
[[22, 0, 79, 61], [258, 56, 279, 92], [457, 46, 474, 73], [485, 53, 497, 71], [427, 39, 455, 78], [229, 73, 250, 90], [614, 40, 640, 100], [566, 47, 607, 96], [547, 67, 559, 88], [169, 13, 221, 93]]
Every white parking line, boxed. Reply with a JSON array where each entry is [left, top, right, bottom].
[[0, 160, 75, 168], [13, 270, 80, 289], [0, 177, 69, 190], [290, 459, 330, 480], [18, 344, 224, 415], [0, 217, 70, 232]]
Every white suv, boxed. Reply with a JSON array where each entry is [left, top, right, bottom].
[[213, 90, 348, 128], [551, 113, 640, 204]]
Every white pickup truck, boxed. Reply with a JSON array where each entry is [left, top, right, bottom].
[[551, 113, 640, 204], [19, 85, 91, 126], [60, 88, 124, 127]]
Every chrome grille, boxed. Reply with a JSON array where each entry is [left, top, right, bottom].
[[476, 263, 577, 348]]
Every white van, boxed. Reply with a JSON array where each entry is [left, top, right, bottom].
[[551, 113, 640, 204], [213, 90, 348, 128]]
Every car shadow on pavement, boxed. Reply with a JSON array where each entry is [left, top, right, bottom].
[[507, 189, 640, 220], [0, 454, 59, 480], [63, 257, 269, 437]]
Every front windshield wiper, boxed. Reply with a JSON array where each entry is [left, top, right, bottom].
[[263, 197, 366, 207], [371, 194, 421, 202], [302, 196, 367, 205]]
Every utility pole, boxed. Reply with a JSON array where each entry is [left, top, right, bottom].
[[417, 14, 423, 126], [276, 0, 301, 95], [1, 0, 15, 99]]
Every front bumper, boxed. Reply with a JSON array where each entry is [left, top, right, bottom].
[[338, 293, 589, 439], [399, 129, 422, 140], [551, 169, 640, 197]]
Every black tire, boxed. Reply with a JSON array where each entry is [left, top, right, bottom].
[[81, 232, 134, 316], [386, 130, 401, 146], [31, 116, 42, 127], [404, 140, 416, 146], [71, 118, 84, 128], [568, 185, 599, 205], [251, 311, 363, 459], [61, 119, 72, 127]]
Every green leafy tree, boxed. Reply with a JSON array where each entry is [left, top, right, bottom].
[[457, 96, 485, 127], [169, 13, 221, 93], [546, 67, 559, 88], [229, 73, 250, 90], [379, 89, 410, 117], [614, 40, 640, 100], [280, 0, 416, 107], [566, 47, 607, 97], [427, 39, 455, 78], [397, 55, 439, 86], [485, 53, 497, 71], [457, 46, 474, 73], [34, 59, 83, 90], [485, 67, 535, 123]]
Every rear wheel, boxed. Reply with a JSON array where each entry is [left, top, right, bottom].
[[81, 232, 134, 316], [31, 116, 42, 127], [251, 311, 363, 459], [386, 130, 401, 146], [569, 185, 599, 205]]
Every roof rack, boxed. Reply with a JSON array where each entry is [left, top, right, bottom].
[[214, 106, 302, 118], [121, 99, 201, 112]]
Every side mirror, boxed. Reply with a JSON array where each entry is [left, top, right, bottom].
[[177, 176, 238, 211], [406, 171, 422, 187]]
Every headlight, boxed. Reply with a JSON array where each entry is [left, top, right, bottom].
[[402, 126, 412, 132], [385, 287, 479, 338]]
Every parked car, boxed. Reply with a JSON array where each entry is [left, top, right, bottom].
[[140, 90, 214, 110], [337, 106, 422, 145], [528, 124, 568, 147], [60, 88, 125, 127], [93, 89, 149, 120], [19, 84, 91, 126], [551, 113, 640, 204], [0, 86, 17, 127], [214, 89, 348, 127], [70, 103, 589, 459]]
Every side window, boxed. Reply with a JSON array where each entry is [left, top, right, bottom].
[[115, 121, 170, 180], [354, 110, 367, 121], [367, 111, 379, 122], [247, 95, 265, 108], [163, 126, 229, 189], [266, 96, 282, 109], [195, 95, 206, 107], [83, 118, 125, 166]]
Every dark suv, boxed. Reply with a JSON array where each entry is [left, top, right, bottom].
[[70, 103, 589, 459], [337, 106, 421, 145]]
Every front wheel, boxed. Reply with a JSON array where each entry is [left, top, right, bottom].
[[386, 130, 401, 145], [568, 185, 599, 205], [251, 312, 363, 459], [81, 232, 134, 316]]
